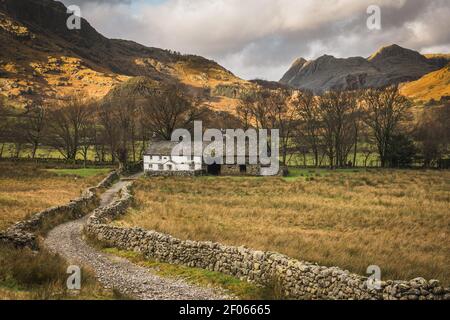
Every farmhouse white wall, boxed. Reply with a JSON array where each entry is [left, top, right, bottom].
[[144, 155, 202, 172]]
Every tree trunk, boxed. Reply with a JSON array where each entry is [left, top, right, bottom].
[[353, 125, 358, 167], [32, 141, 38, 159], [314, 148, 319, 167], [14, 143, 22, 159]]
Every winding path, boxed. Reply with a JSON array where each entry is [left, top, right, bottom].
[[44, 176, 229, 300]]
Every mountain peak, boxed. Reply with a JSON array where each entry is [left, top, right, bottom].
[[279, 57, 308, 84], [318, 54, 335, 59], [279, 44, 440, 92], [368, 44, 420, 61], [292, 57, 307, 68]]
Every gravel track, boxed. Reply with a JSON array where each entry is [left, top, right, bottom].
[[44, 178, 229, 300]]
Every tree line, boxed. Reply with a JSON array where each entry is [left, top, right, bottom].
[[0, 84, 448, 169], [237, 85, 449, 168], [0, 84, 203, 171]]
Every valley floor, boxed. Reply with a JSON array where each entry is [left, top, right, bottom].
[[0, 163, 114, 300], [0, 162, 111, 231], [113, 169, 450, 286]]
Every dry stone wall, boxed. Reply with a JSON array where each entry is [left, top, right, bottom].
[[0, 171, 118, 250], [145, 170, 203, 177], [86, 182, 450, 301]]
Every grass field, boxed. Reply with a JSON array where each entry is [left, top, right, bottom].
[[114, 169, 450, 286], [0, 162, 111, 230]]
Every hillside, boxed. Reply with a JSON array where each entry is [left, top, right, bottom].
[[400, 64, 450, 103], [280, 44, 449, 95], [0, 0, 250, 110]]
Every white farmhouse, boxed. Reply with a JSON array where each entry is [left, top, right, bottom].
[[143, 140, 283, 176], [143, 141, 203, 174]]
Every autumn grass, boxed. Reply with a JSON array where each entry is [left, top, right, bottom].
[[0, 162, 110, 231], [46, 168, 112, 178], [400, 64, 450, 103], [0, 162, 118, 300], [114, 169, 450, 286], [0, 244, 115, 300]]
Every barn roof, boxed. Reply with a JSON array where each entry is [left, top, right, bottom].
[[145, 138, 263, 157], [145, 141, 181, 155], [145, 141, 211, 156]]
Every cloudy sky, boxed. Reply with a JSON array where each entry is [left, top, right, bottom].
[[60, 0, 450, 80]]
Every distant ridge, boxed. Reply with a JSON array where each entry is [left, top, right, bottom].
[[280, 44, 449, 93]]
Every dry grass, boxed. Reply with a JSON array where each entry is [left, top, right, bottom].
[[0, 244, 114, 300], [0, 162, 116, 300], [115, 170, 450, 286], [0, 162, 108, 231]]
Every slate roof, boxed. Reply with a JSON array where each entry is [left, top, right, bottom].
[[145, 141, 182, 155], [145, 138, 264, 157]]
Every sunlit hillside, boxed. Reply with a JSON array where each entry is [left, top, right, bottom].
[[0, 0, 250, 112], [400, 64, 450, 103]]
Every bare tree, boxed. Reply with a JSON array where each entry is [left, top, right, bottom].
[[139, 84, 203, 140], [269, 89, 297, 166], [92, 125, 108, 163], [0, 102, 28, 159], [358, 124, 377, 167], [46, 98, 92, 161], [98, 96, 139, 172], [236, 94, 254, 130], [317, 90, 359, 167], [21, 106, 47, 159], [292, 90, 322, 167], [0, 96, 7, 158], [415, 104, 450, 167], [362, 85, 412, 167], [78, 108, 96, 167], [237, 88, 296, 165]]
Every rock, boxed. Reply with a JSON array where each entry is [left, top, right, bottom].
[[432, 287, 444, 295], [429, 279, 440, 288]]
